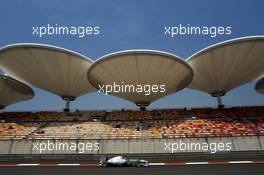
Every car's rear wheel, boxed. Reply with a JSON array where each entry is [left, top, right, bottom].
[[136, 162, 142, 167]]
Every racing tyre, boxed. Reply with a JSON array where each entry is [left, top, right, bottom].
[[136, 162, 142, 167], [101, 163, 107, 168]]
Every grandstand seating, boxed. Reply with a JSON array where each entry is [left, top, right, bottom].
[[107, 108, 188, 120], [191, 106, 264, 118], [30, 122, 142, 139], [148, 119, 262, 138], [0, 123, 40, 140], [0, 106, 263, 140], [0, 111, 105, 122]]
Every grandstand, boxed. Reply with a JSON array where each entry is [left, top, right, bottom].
[[0, 106, 263, 140]]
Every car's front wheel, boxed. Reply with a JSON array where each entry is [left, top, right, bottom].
[[101, 163, 107, 168]]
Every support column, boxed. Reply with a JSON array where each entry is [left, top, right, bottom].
[[136, 102, 149, 111], [216, 95, 223, 107], [62, 96, 75, 112], [210, 91, 225, 108], [64, 100, 70, 112]]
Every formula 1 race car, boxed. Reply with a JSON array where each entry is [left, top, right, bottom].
[[100, 156, 149, 167]]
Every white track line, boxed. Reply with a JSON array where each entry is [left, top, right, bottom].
[[58, 164, 80, 166], [149, 163, 165, 166], [228, 161, 253, 164], [17, 164, 40, 166], [186, 162, 209, 165]]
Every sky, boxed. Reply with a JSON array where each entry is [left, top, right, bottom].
[[0, 0, 263, 111]]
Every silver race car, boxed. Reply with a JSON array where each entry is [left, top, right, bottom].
[[100, 156, 149, 167]]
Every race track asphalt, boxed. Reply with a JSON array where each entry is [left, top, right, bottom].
[[0, 164, 264, 175]]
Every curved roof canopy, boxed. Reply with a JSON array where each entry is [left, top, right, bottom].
[[187, 36, 264, 99], [87, 50, 193, 108], [0, 43, 95, 110], [0, 75, 34, 109], [255, 77, 264, 94]]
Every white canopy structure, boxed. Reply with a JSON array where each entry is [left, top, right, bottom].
[[0, 75, 34, 109], [256, 77, 264, 94], [87, 50, 193, 109], [187, 36, 264, 107], [0, 43, 95, 111]]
